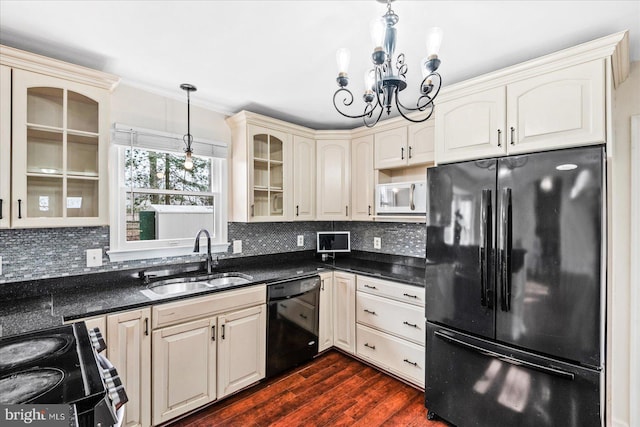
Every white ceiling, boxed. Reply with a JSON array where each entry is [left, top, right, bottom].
[[1, 1, 639, 130]]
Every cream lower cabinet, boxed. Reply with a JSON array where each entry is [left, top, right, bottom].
[[107, 309, 152, 427], [435, 59, 606, 163], [217, 305, 266, 398], [355, 275, 425, 388], [151, 285, 266, 425], [318, 271, 334, 352], [332, 271, 356, 354], [152, 317, 217, 425]]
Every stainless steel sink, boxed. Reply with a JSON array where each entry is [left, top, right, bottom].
[[205, 273, 253, 288], [140, 272, 254, 300]]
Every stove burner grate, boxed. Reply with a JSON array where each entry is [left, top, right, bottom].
[[0, 368, 65, 404]]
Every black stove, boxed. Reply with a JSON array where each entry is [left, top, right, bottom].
[[0, 322, 127, 427]]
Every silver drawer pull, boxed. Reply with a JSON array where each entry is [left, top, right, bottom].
[[364, 343, 376, 350], [363, 309, 377, 315], [403, 293, 418, 299], [403, 359, 418, 367], [364, 284, 377, 290], [403, 321, 418, 328]]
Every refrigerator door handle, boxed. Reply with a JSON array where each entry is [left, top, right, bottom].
[[434, 330, 575, 380], [500, 188, 513, 312], [480, 189, 492, 308]]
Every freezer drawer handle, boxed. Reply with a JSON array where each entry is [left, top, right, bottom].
[[364, 343, 376, 350], [434, 330, 575, 380]]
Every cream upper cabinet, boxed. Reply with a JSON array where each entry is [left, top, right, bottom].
[[247, 125, 291, 221], [407, 121, 435, 165], [106, 308, 151, 427], [227, 112, 293, 222], [0, 65, 10, 229], [506, 59, 605, 154], [292, 135, 315, 220], [316, 139, 351, 220], [374, 127, 407, 169], [10, 68, 110, 227], [333, 271, 356, 354], [435, 86, 507, 163], [318, 271, 334, 352], [374, 122, 434, 169], [351, 135, 374, 221], [152, 317, 217, 425], [436, 59, 606, 163], [217, 304, 266, 398]]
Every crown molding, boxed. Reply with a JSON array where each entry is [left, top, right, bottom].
[[0, 44, 120, 91]]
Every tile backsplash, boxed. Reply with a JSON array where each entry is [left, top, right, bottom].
[[0, 221, 425, 283]]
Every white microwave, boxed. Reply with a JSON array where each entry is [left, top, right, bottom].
[[375, 181, 427, 215]]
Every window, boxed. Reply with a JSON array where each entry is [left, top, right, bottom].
[[108, 124, 228, 261]]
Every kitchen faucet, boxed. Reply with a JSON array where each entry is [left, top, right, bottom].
[[194, 229, 217, 274]]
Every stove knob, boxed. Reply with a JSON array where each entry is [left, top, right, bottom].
[[105, 374, 123, 390], [102, 367, 119, 381]]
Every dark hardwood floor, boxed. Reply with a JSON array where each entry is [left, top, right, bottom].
[[169, 350, 448, 427]]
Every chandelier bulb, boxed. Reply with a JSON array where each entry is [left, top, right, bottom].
[[426, 27, 444, 58]]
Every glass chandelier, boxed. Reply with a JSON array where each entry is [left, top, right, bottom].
[[333, 0, 443, 128]]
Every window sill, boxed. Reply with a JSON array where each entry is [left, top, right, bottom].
[[107, 243, 230, 262]]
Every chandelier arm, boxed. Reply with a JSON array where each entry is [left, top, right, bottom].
[[332, 88, 378, 120], [421, 72, 443, 101], [394, 91, 436, 123], [363, 102, 385, 128]]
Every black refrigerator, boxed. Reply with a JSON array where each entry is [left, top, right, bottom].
[[424, 145, 605, 427]]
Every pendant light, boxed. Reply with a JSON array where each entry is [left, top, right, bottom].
[[181, 83, 197, 170]]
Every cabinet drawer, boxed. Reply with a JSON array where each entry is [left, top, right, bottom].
[[153, 285, 266, 329], [356, 324, 424, 388], [357, 276, 425, 307], [356, 292, 424, 345], [276, 298, 316, 333]]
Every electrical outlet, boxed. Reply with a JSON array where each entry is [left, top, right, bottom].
[[297, 235, 304, 247], [233, 240, 242, 254], [86, 249, 102, 267], [373, 237, 381, 249]]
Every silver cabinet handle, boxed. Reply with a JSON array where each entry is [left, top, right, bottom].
[[403, 321, 418, 328], [364, 343, 376, 350], [211, 325, 216, 341], [345, 206, 349, 217], [364, 284, 377, 290], [510, 126, 516, 145], [363, 309, 377, 315], [497, 129, 502, 147], [250, 204, 255, 217], [401, 146, 405, 160], [403, 293, 418, 299], [408, 145, 413, 159], [403, 359, 418, 367]]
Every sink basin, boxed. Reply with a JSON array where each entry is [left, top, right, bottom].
[[140, 272, 254, 300], [206, 273, 253, 288]]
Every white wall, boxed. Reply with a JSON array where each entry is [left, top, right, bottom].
[[610, 60, 640, 427], [110, 83, 231, 143]]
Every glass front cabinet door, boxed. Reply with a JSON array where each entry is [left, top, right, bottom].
[[248, 125, 291, 221], [11, 69, 109, 227]]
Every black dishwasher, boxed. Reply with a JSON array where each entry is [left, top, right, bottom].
[[266, 275, 320, 378]]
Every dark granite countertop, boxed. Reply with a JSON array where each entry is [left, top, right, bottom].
[[0, 251, 425, 337]]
